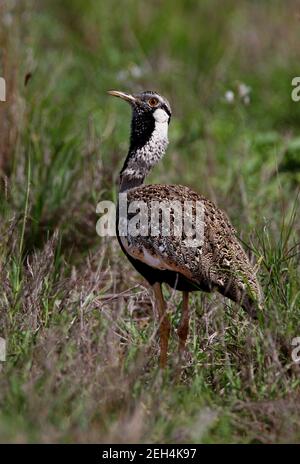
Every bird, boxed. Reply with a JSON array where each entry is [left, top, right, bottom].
[[108, 89, 263, 368]]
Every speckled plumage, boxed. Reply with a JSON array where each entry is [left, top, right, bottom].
[[121, 124, 168, 182], [120, 184, 262, 317]]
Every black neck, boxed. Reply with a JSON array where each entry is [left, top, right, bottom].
[[129, 111, 155, 151], [119, 112, 154, 192], [119, 173, 145, 192], [118, 110, 168, 193]]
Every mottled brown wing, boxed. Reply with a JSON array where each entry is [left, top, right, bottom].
[[121, 184, 259, 299]]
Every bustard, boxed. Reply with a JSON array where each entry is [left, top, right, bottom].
[[108, 90, 262, 368]]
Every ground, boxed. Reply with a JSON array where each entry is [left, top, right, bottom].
[[0, 0, 300, 443]]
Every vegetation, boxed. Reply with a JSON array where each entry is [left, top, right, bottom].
[[0, 0, 300, 443]]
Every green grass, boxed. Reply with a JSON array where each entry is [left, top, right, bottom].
[[0, 0, 300, 443]]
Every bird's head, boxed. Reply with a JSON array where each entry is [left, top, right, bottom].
[[108, 90, 172, 151]]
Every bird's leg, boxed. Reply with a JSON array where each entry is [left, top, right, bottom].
[[177, 291, 189, 358], [152, 282, 170, 368]]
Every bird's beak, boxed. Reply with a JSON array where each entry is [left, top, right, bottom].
[[107, 90, 137, 104]]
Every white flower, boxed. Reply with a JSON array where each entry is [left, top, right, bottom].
[[131, 65, 143, 79], [224, 90, 235, 103], [238, 83, 251, 104]]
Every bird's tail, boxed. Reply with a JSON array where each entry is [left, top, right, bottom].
[[219, 274, 264, 320], [240, 282, 264, 320]]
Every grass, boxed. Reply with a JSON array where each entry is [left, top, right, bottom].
[[0, 0, 300, 443]]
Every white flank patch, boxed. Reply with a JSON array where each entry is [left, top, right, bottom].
[[120, 236, 172, 271], [142, 247, 163, 268], [142, 247, 176, 271]]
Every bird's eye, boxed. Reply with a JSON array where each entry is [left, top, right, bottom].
[[148, 97, 159, 107]]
